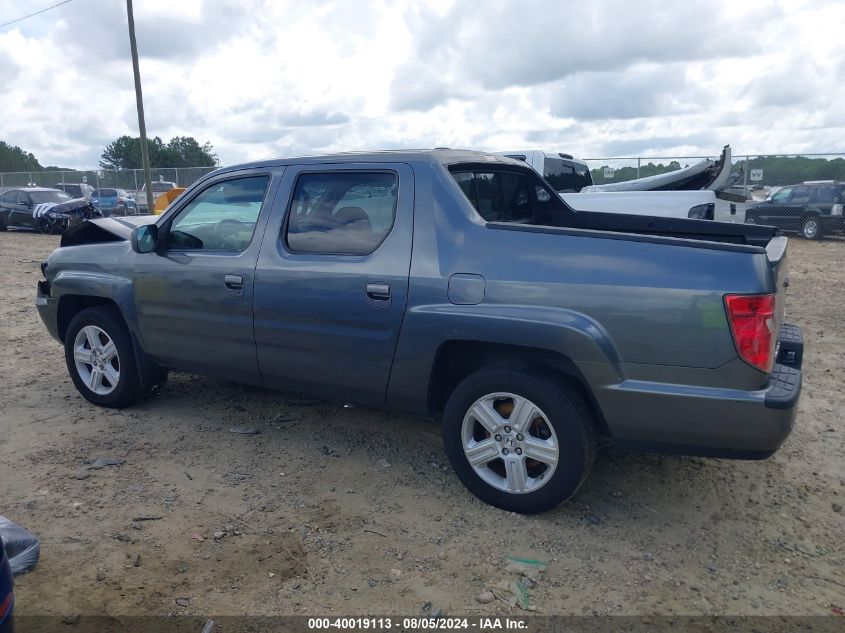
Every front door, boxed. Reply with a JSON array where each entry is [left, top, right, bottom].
[[10, 191, 35, 229], [132, 170, 280, 383], [254, 163, 414, 405]]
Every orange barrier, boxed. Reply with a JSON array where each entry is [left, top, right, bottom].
[[153, 188, 187, 215]]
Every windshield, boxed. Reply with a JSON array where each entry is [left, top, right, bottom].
[[30, 191, 72, 204]]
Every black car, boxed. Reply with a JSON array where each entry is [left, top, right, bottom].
[[745, 180, 845, 240], [0, 187, 101, 234], [0, 533, 12, 633]]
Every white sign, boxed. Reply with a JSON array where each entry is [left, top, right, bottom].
[[750, 169, 763, 181], [82, 176, 87, 183], [603, 167, 615, 179]]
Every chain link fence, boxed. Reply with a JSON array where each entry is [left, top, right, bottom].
[[0, 166, 217, 193], [582, 153, 845, 238], [2, 154, 844, 238]]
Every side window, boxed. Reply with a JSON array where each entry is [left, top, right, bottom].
[[814, 186, 836, 204], [500, 172, 534, 221], [451, 168, 567, 224], [544, 158, 576, 192], [474, 173, 503, 221], [790, 186, 812, 204], [167, 175, 270, 252], [285, 171, 398, 255], [771, 187, 791, 203]]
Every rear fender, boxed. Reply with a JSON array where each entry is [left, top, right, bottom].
[[386, 303, 623, 415]]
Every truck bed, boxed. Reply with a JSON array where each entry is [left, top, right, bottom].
[[558, 208, 777, 248]]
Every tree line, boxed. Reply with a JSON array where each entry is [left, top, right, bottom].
[[0, 136, 217, 173]]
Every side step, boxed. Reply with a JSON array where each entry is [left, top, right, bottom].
[[776, 322, 804, 369]]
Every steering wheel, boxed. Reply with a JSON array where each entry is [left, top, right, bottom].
[[213, 218, 247, 249]]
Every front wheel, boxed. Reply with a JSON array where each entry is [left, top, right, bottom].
[[443, 367, 596, 514], [64, 307, 144, 408], [801, 215, 822, 240]]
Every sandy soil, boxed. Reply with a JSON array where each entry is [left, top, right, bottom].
[[0, 230, 843, 617]]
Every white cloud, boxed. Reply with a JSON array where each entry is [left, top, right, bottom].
[[0, 0, 843, 168]]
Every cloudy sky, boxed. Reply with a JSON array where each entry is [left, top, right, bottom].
[[1, 0, 843, 168]]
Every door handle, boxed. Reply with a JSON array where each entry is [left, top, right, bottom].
[[366, 282, 390, 301], [224, 273, 244, 291]]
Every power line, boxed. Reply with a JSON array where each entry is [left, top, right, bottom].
[[0, 0, 74, 30]]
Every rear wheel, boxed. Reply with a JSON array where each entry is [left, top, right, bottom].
[[64, 307, 144, 408], [0, 215, 7, 231], [39, 219, 52, 234], [443, 367, 596, 514], [801, 215, 822, 240]]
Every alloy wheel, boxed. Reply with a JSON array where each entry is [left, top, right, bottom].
[[73, 325, 121, 395], [461, 392, 559, 494]]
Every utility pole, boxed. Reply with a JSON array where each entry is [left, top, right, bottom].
[[126, 0, 154, 213]]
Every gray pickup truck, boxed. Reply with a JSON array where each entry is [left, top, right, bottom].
[[36, 150, 803, 513]]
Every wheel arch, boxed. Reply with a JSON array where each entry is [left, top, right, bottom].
[[57, 290, 165, 389], [428, 340, 611, 437]]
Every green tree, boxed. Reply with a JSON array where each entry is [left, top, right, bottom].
[[0, 141, 42, 171], [99, 135, 216, 169], [163, 136, 217, 168]]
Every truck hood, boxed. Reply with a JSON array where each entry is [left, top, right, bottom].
[[60, 214, 157, 247]]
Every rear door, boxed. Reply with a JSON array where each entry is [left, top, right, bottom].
[[253, 163, 413, 405]]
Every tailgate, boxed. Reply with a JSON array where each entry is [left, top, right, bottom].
[[766, 235, 789, 336]]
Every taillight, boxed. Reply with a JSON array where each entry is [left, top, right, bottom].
[[724, 294, 776, 373]]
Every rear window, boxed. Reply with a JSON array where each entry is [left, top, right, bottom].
[[450, 166, 570, 224]]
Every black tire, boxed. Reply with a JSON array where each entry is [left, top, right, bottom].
[[0, 214, 7, 231], [801, 215, 823, 240], [443, 367, 596, 514], [64, 306, 144, 408], [39, 219, 51, 234]]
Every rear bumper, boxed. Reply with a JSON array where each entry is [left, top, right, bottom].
[[599, 323, 803, 459]]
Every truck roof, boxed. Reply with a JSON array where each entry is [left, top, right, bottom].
[[225, 149, 526, 171]]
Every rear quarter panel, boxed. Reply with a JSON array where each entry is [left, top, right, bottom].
[[387, 160, 774, 414]]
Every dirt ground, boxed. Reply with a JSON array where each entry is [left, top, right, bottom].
[[0, 230, 843, 618]]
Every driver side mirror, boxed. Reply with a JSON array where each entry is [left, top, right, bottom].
[[131, 224, 159, 253]]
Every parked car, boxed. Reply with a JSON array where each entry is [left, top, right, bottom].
[[132, 181, 177, 213], [36, 150, 802, 513], [90, 188, 138, 217], [745, 180, 845, 239], [497, 151, 716, 220], [0, 533, 12, 633], [0, 187, 101, 234], [54, 182, 94, 200]]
